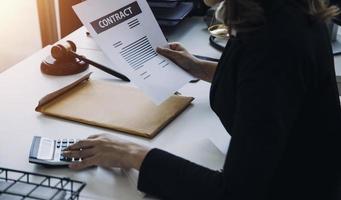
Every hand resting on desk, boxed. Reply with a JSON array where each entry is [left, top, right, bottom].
[[63, 134, 150, 170]]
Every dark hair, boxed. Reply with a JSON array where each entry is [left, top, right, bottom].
[[217, 0, 340, 33]]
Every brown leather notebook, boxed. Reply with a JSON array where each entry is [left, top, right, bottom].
[[35, 73, 194, 138]]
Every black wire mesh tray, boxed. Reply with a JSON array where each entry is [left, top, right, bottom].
[[0, 167, 86, 200]]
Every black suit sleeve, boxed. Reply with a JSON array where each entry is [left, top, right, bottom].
[[137, 44, 306, 200], [138, 149, 226, 199]]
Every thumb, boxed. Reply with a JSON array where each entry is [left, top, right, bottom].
[[156, 47, 182, 61]]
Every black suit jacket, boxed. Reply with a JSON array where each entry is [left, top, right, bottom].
[[137, 1, 341, 199]]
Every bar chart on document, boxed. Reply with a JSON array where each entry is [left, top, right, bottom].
[[73, 0, 193, 104], [122, 36, 158, 71]]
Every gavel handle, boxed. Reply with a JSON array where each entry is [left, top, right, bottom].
[[70, 52, 130, 82]]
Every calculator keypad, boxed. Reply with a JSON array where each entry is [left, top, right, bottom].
[[55, 139, 79, 162]]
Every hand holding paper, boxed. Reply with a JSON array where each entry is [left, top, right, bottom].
[[73, 0, 193, 104]]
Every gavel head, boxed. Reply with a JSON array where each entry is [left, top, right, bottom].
[[41, 40, 88, 76], [51, 40, 77, 60]]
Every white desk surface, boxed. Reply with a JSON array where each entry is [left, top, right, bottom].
[[0, 17, 229, 200]]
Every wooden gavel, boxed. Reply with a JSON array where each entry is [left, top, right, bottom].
[[41, 40, 130, 82]]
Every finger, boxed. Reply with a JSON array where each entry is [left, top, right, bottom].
[[63, 148, 95, 159], [65, 139, 97, 151], [169, 42, 181, 50], [169, 42, 186, 52], [87, 134, 102, 139], [69, 157, 97, 170], [156, 47, 181, 61]]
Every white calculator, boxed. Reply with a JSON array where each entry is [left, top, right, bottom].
[[29, 136, 80, 166]]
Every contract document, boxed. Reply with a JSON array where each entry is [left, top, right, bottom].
[[73, 0, 193, 104]]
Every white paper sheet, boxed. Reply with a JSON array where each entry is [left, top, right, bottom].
[[73, 0, 193, 104]]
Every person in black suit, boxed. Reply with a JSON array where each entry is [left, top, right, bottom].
[[63, 0, 341, 199]]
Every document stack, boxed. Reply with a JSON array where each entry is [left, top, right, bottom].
[[148, 0, 194, 26]]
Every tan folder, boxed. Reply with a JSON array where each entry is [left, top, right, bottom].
[[35, 73, 194, 138]]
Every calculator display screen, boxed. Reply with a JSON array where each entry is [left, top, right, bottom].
[[36, 138, 54, 160]]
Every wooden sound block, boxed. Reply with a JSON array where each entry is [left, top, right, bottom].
[[41, 56, 89, 76]]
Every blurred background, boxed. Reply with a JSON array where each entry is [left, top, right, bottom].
[[0, 0, 83, 73], [0, 0, 41, 72]]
